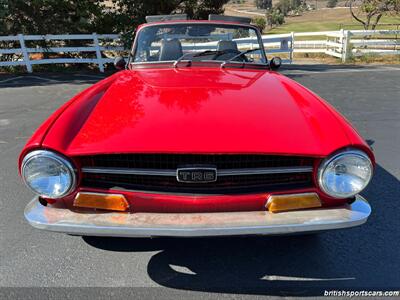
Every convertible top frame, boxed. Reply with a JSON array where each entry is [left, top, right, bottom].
[[145, 14, 252, 24]]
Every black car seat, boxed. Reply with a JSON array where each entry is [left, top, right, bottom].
[[217, 40, 239, 52], [159, 39, 183, 61], [214, 41, 247, 61], [215, 40, 241, 60]]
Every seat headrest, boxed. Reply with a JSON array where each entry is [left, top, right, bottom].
[[159, 39, 183, 61], [217, 40, 239, 52]]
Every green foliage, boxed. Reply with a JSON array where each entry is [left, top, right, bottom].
[[0, 0, 9, 35], [113, 0, 229, 45], [326, 0, 338, 8], [252, 16, 266, 32], [291, 0, 303, 9], [255, 0, 272, 9], [266, 8, 285, 27], [275, 0, 303, 15], [359, 0, 400, 16], [275, 0, 288, 15], [0, 0, 230, 36], [1, 0, 106, 35], [350, 0, 400, 29], [106, 0, 229, 37], [0, 0, 230, 49]]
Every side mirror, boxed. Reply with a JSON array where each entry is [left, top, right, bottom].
[[114, 56, 126, 70], [269, 57, 282, 70]]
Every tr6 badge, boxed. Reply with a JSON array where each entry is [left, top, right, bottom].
[[176, 166, 217, 183]]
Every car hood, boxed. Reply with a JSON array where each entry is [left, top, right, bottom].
[[42, 68, 353, 157]]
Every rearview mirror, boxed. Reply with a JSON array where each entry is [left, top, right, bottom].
[[114, 56, 126, 70], [269, 57, 282, 70]]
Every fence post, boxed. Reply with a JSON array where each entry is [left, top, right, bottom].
[[93, 33, 105, 73], [325, 32, 329, 55], [342, 30, 352, 63], [338, 28, 344, 61], [18, 34, 32, 73], [290, 31, 295, 63]]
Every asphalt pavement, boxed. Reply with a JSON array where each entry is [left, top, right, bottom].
[[0, 65, 399, 299]]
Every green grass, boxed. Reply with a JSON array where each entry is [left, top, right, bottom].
[[267, 22, 342, 34], [266, 16, 400, 34]]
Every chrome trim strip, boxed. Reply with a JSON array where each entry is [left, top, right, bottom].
[[81, 167, 176, 176], [24, 195, 371, 237], [218, 167, 313, 176], [81, 166, 313, 177]]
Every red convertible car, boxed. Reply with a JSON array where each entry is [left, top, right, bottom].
[[20, 15, 374, 237]]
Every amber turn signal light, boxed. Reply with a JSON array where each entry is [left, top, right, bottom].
[[266, 193, 321, 213], [73, 192, 129, 212]]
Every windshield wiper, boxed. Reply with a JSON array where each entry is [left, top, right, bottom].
[[173, 53, 192, 68], [220, 48, 261, 68], [173, 50, 230, 68]]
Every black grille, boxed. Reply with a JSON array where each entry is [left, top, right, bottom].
[[79, 154, 315, 194], [79, 154, 314, 169]]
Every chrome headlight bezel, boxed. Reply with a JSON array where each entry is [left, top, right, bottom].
[[317, 149, 373, 199], [21, 150, 77, 199]]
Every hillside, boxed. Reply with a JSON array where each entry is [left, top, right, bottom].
[[224, 0, 400, 33]]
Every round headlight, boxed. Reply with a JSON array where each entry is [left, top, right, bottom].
[[318, 149, 373, 198], [21, 150, 76, 198]]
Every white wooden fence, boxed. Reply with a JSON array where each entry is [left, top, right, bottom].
[[264, 29, 400, 63], [0, 30, 399, 72], [0, 33, 123, 72]]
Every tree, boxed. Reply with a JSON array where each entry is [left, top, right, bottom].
[[349, 0, 400, 30], [0, 0, 230, 48], [103, 0, 229, 45], [0, 0, 230, 36], [266, 8, 285, 27], [275, 0, 291, 15], [252, 16, 266, 31], [275, 0, 303, 15], [1, 0, 106, 35], [291, 0, 303, 9], [327, 0, 338, 8], [0, 0, 231, 69], [108, 0, 230, 33], [0, 0, 8, 35], [255, 0, 272, 9]]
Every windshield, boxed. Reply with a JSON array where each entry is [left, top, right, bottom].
[[132, 23, 266, 65]]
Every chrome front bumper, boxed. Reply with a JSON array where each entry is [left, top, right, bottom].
[[24, 196, 371, 237]]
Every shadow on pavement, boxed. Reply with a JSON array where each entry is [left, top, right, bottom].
[[83, 164, 400, 296], [2, 65, 396, 88], [0, 72, 111, 88], [280, 64, 387, 72]]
